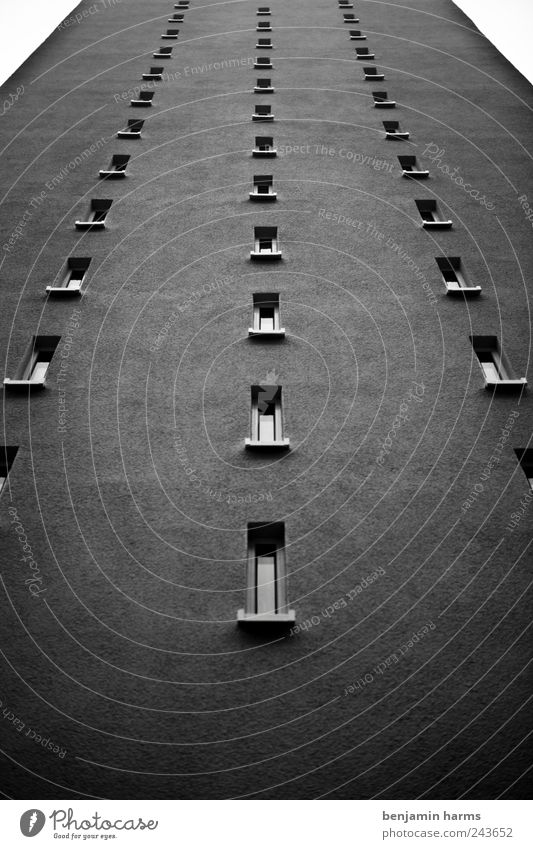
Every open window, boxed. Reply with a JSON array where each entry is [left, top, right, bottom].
[[46, 257, 91, 296], [373, 91, 395, 107], [4, 335, 61, 388], [99, 154, 130, 179], [131, 91, 154, 107], [118, 119, 144, 139], [251, 226, 282, 260], [153, 46, 173, 59], [254, 56, 273, 69], [253, 104, 274, 121], [0, 446, 18, 497], [514, 450, 533, 491], [355, 47, 374, 60], [75, 199, 113, 230], [383, 120, 409, 140], [364, 66, 384, 81], [253, 135, 277, 157], [398, 155, 429, 178], [249, 293, 284, 337], [436, 257, 480, 294], [249, 174, 277, 202], [238, 523, 295, 625], [470, 335, 527, 389], [254, 78, 274, 93], [416, 199, 451, 228], [142, 66, 164, 80], [245, 384, 289, 449], [161, 29, 179, 39]]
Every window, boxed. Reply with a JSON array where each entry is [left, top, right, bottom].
[[416, 199, 451, 228], [343, 14, 359, 23], [99, 154, 130, 179], [257, 6, 271, 14], [253, 135, 277, 157], [514, 450, 533, 491], [254, 56, 273, 69], [398, 155, 429, 178], [175, 1, 189, 6], [153, 46, 173, 59], [349, 30, 366, 40], [256, 37, 273, 48], [363, 66, 384, 80], [75, 199, 113, 230], [355, 47, 374, 60], [257, 20, 271, 31], [245, 384, 289, 448], [161, 29, 179, 39], [249, 293, 284, 336], [238, 523, 295, 625], [118, 119, 144, 139], [131, 91, 154, 107], [168, 13, 184, 22], [253, 104, 274, 121], [249, 174, 277, 201], [254, 78, 274, 92], [470, 335, 527, 388], [4, 336, 61, 388], [142, 66, 163, 80], [373, 91, 395, 107], [251, 225, 282, 260], [436, 257, 480, 294], [339, 1, 354, 7], [383, 120, 409, 140], [0, 446, 18, 497], [46, 257, 91, 295]]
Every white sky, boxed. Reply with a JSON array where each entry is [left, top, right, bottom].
[[0, 1, 532, 87]]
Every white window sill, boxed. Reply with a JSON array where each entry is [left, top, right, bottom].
[[254, 62, 273, 69], [445, 282, 481, 295], [357, 53, 375, 60], [254, 86, 274, 93], [46, 284, 82, 295], [117, 130, 141, 138], [484, 378, 527, 389], [350, 34, 366, 39], [4, 378, 46, 387], [253, 148, 277, 157], [374, 100, 395, 107], [75, 220, 105, 230], [245, 438, 290, 449], [249, 190, 277, 201], [131, 99, 152, 107], [344, 18, 359, 23], [248, 327, 285, 337], [250, 250, 282, 260], [99, 170, 127, 178], [423, 219, 452, 228], [385, 131, 409, 139], [402, 169, 429, 178], [256, 26, 272, 31], [168, 18, 183, 22], [142, 73, 162, 80], [252, 114, 274, 121], [153, 53, 172, 58], [256, 44, 273, 49], [238, 610, 296, 625], [365, 73, 384, 80], [161, 34, 179, 39]]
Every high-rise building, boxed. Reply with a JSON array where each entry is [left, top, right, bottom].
[[1, 0, 531, 799]]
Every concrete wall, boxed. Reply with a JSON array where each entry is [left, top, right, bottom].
[[0, 0, 532, 799]]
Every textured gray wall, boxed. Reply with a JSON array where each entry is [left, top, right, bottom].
[[0, 0, 532, 799]]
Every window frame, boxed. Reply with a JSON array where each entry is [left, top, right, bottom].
[[238, 523, 295, 625]]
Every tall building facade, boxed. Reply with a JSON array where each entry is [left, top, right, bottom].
[[1, 0, 532, 799]]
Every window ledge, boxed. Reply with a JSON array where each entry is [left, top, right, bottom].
[[99, 170, 127, 178], [253, 148, 277, 157], [142, 73, 162, 80], [75, 221, 105, 230], [256, 26, 272, 31], [245, 438, 290, 449], [256, 43, 273, 48], [153, 53, 172, 58], [161, 34, 179, 39], [365, 73, 384, 80], [117, 130, 141, 138], [357, 53, 375, 60], [46, 285, 82, 295], [423, 220, 452, 229], [252, 114, 274, 121], [254, 86, 274, 93], [248, 328, 285, 337], [4, 378, 46, 388], [350, 34, 366, 39], [250, 250, 282, 260], [374, 100, 395, 107], [131, 100, 152, 107], [445, 283, 481, 295], [402, 169, 429, 178], [238, 610, 296, 625], [344, 18, 359, 23], [385, 131, 409, 139], [249, 191, 277, 201], [254, 62, 273, 69], [484, 378, 527, 389]]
